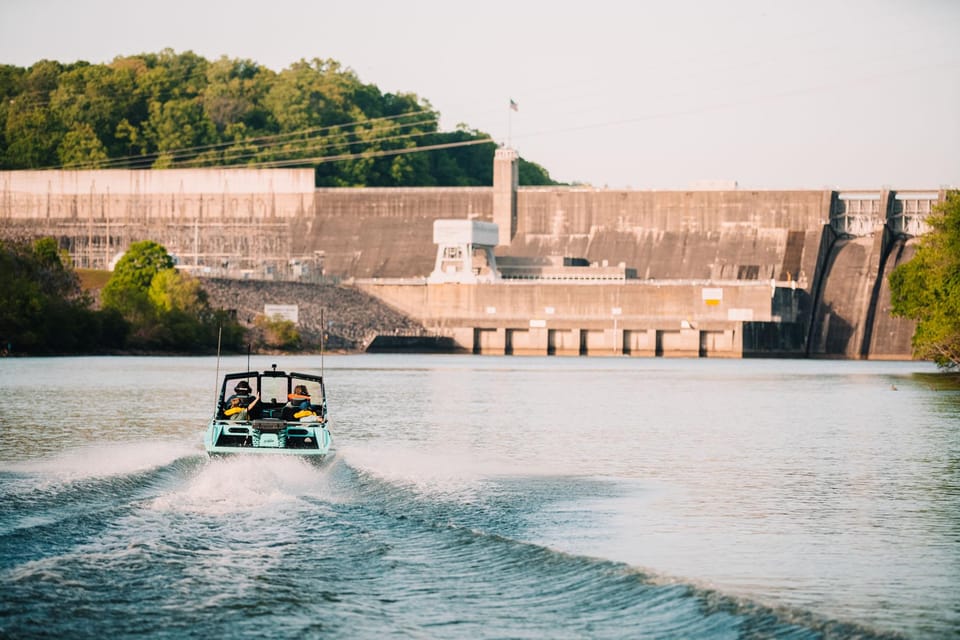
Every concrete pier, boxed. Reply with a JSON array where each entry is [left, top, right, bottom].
[[357, 279, 792, 357]]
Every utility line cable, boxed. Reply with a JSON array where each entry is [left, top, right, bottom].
[[197, 127, 460, 168], [251, 137, 494, 168], [56, 111, 440, 169]]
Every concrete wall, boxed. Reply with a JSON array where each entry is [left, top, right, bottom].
[[809, 235, 882, 357], [363, 281, 777, 325], [303, 186, 834, 290], [867, 237, 919, 359], [507, 189, 830, 291], [1, 168, 314, 221], [0, 167, 937, 359], [517, 188, 830, 233], [305, 187, 491, 278], [357, 280, 780, 357], [806, 223, 922, 360]]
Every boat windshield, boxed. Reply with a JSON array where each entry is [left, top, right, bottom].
[[258, 376, 323, 406], [290, 378, 324, 405], [226, 376, 256, 399], [260, 377, 288, 405]]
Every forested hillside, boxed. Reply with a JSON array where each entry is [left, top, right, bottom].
[[0, 49, 556, 186]]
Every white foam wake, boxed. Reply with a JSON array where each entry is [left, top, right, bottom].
[[1, 440, 199, 480], [340, 443, 538, 500], [150, 455, 332, 515]]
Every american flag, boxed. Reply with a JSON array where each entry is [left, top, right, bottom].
[[509, 99, 518, 112]]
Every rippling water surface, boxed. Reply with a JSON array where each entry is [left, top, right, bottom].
[[1, 355, 957, 639]]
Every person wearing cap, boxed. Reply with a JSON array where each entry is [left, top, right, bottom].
[[225, 381, 258, 420]]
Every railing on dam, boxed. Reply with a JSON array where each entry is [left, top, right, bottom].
[[831, 193, 883, 236], [830, 191, 938, 238], [889, 192, 936, 237]]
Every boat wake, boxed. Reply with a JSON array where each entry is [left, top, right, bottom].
[[0, 440, 200, 481], [0, 441, 910, 639], [149, 454, 341, 515], [329, 444, 907, 639]]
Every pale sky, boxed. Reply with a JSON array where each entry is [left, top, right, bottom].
[[1, 0, 958, 189]]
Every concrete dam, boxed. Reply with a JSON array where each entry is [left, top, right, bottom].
[[0, 155, 942, 358]]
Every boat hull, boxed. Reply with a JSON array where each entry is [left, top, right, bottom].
[[204, 419, 333, 463], [205, 448, 333, 464]]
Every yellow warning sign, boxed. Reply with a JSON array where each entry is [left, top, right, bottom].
[[702, 287, 723, 306]]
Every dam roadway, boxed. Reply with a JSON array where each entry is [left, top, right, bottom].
[[0, 158, 943, 358]]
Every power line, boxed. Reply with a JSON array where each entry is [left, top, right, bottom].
[[51, 110, 492, 171], [251, 137, 494, 168], [196, 126, 453, 168], [56, 111, 442, 170]]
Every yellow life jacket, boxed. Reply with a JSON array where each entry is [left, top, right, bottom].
[[293, 408, 315, 419], [225, 406, 245, 417]]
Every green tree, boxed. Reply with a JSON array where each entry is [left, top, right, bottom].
[[2, 60, 70, 167], [101, 240, 175, 322], [0, 50, 559, 184], [0, 64, 26, 160], [253, 314, 301, 350], [149, 267, 206, 314], [889, 190, 960, 369], [50, 61, 142, 160], [0, 238, 62, 351], [148, 268, 200, 347], [101, 240, 245, 351], [202, 56, 274, 134], [31, 236, 79, 291], [519, 158, 556, 186], [150, 269, 214, 348], [3, 99, 62, 168], [58, 122, 109, 167], [0, 237, 127, 354], [265, 58, 353, 132], [143, 98, 216, 166]]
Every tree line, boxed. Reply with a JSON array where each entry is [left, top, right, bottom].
[[890, 191, 960, 370], [0, 238, 245, 355], [0, 49, 556, 186]]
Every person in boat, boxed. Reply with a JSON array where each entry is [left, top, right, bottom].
[[227, 380, 254, 403], [287, 385, 318, 420], [225, 381, 258, 420], [225, 392, 260, 420]]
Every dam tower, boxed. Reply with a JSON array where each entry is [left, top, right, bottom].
[[493, 147, 518, 246]]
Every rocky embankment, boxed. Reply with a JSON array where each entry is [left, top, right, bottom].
[[200, 278, 426, 351]]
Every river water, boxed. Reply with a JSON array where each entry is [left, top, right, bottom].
[[0, 355, 957, 639]]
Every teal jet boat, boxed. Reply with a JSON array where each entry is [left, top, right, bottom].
[[205, 365, 332, 462]]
